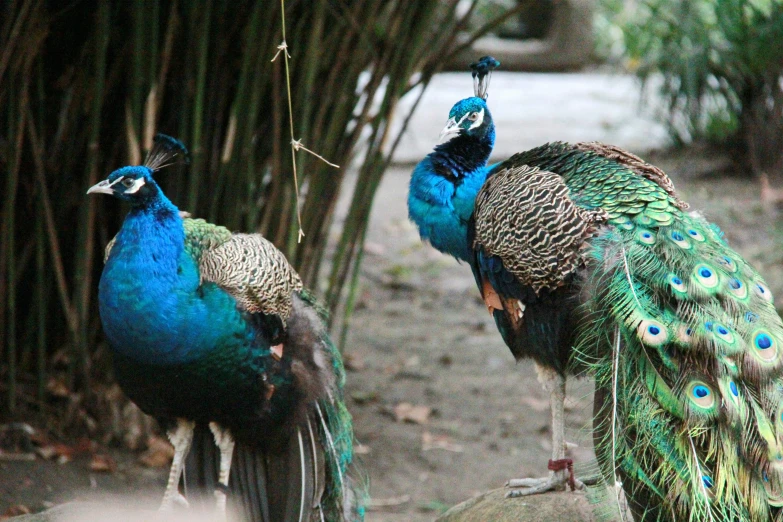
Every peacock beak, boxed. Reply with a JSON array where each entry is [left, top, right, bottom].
[[87, 179, 116, 195], [439, 117, 460, 141]]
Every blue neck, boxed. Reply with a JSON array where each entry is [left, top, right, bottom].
[[98, 194, 249, 365], [408, 132, 493, 261]]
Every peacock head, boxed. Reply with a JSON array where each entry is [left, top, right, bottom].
[[87, 166, 160, 205], [86, 134, 189, 207], [439, 96, 494, 142]]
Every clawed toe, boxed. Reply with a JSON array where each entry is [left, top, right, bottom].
[[158, 491, 190, 513], [504, 473, 586, 498], [505, 476, 562, 498], [506, 477, 549, 488]]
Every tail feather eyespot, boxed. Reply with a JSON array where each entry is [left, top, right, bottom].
[[636, 228, 656, 245], [755, 282, 774, 303], [717, 255, 738, 273], [727, 277, 749, 299], [687, 228, 706, 241], [669, 230, 692, 249], [637, 319, 668, 346], [667, 273, 687, 296], [749, 328, 779, 364], [693, 263, 719, 290], [685, 380, 719, 420]]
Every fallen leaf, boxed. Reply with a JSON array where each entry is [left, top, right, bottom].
[[46, 378, 70, 398], [1, 505, 31, 519], [89, 454, 116, 472], [393, 403, 431, 425], [519, 396, 550, 412], [139, 436, 174, 468], [421, 431, 464, 452], [343, 353, 366, 372], [350, 390, 378, 405], [35, 446, 57, 460], [354, 444, 371, 455], [367, 495, 411, 510]]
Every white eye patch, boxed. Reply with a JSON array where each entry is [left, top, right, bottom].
[[468, 108, 485, 130], [123, 177, 147, 194], [106, 177, 125, 189], [455, 112, 471, 127]]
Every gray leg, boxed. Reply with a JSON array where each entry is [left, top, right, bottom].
[[209, 422, 235, 521], [506, 364, 584, 497], [159, 418, 195, 511]]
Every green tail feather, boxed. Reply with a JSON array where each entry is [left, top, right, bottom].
[[575, 201, 783, 521], [301, 289, 368, 520]]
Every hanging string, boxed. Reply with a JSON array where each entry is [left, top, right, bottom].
[[272, 0, 339, 243]]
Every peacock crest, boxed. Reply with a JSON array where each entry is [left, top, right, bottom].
[[143, 133, 191, 172], [469, 55, 500, 100]]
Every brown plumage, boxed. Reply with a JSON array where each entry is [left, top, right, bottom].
[[200, 233, 303, 323], [472, 164, 607, 296]]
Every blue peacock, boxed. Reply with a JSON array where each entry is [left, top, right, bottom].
[[89, 135, 363, 522], [409, 58, 783, 520]]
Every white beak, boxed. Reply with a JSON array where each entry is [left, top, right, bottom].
[[439, 117, 460, 141], [86, 179, 115, 195]]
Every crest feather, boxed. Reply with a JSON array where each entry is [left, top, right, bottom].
[[143, 134, 190, 171]]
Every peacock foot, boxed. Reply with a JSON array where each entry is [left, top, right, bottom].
[[156, 491, 190, 520], [158, 419, 195, 512], [504, 458, 585, 498], [209, 422, 235, 521]]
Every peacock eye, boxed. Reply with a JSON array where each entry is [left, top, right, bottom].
[[122, 178, 135, 188], [468, 112, 479, 121]]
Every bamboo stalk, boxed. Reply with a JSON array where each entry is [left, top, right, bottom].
[[36, 213, 47, 409], [338, 222, 368, 351], [72, 0, 109, 393], [3, 83, 27, 413], [0, 0, 36, 88], [186, 0, 213, 212], [209, 0, 264, 224], [27, 113, 77, 336]]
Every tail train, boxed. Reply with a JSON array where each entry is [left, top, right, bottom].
[[575, 183, 783, 521]]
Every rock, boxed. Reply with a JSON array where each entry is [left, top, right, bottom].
[[436, 488, 597, 522]]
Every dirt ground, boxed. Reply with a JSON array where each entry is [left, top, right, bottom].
[[2, 141, 780, 521]]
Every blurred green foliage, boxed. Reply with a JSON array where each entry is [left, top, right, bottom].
[[598, 0, 783, 174]]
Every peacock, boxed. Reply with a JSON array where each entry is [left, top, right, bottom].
[[408, 57, 582, 497], [89, 134, 363, 522], [409, 60, 783, 520]]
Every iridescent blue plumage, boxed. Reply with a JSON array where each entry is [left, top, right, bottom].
[[100, 180, 249, 366], [408, 97, 495, 261]]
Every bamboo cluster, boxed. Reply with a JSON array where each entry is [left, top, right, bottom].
[[0, 0, 516, 424]]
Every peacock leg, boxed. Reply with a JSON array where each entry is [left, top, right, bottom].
[[159, 418, 195, 511], [505, 364, 585, 498], [209, 422, 236, 520]]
